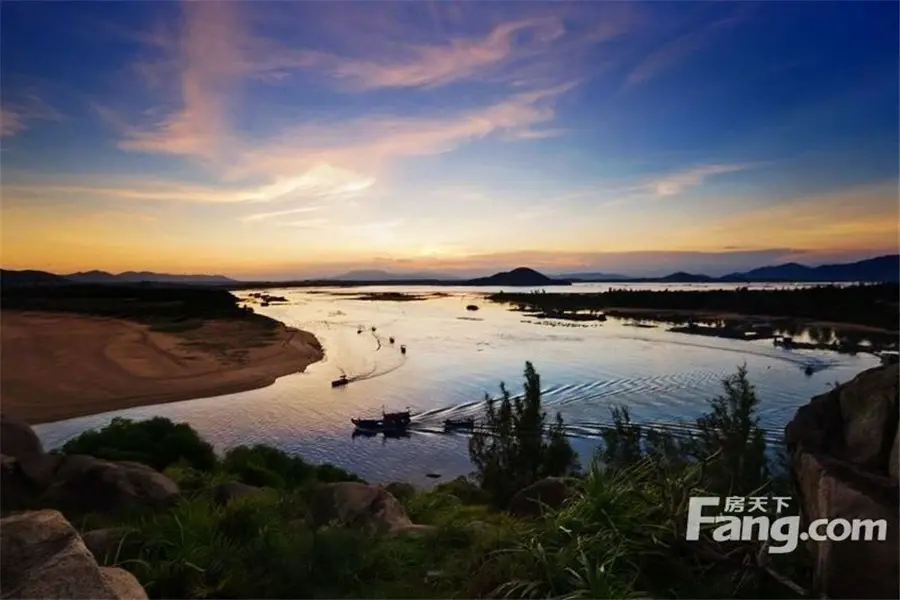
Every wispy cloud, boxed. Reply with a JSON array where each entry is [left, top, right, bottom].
[[0, 93, 61, 138], [649, 163, 753, 196], [623, 4, 754, 89], [240, 206, 323, 223], [4, 166, 371, 206]]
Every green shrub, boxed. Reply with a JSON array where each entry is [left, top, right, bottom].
[[469, 362, 579, 508], [60, 417, 216, 472]]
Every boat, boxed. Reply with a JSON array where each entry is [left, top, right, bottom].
[[443, 417, 475, 431], [351, 418, 382, 431], [351, 408, 411, 432], [400, 345, 407, 354], [389, 337, 395, 344], [331, 375, 349, 387]]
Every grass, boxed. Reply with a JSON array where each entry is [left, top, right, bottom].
[[42, 362, 814, 599]]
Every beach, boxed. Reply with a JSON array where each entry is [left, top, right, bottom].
[[0, 311, 324, 425]]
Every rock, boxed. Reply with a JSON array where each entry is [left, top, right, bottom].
[[42, 455, 179, 513], [81, 528, 138, 563], [212, 481, 265, 506], [384, 482, 416, 502], [508, 477, 573, 518], [0, 413, 44, 461], [99, 567, 147, 600], [0, 509, 147, 599], [309, 482, 422, 533], [785, 364, 899, 599]]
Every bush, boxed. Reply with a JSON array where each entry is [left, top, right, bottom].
[[220, 444, 362, 489], [60, 417, 217, 472], [469, 362, 579, 508]]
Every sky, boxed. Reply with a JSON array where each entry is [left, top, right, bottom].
[[1, 0, 898, 279]]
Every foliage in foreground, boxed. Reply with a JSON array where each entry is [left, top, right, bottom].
[[54, 363, 809, 599], [469, 361, 579, 507]]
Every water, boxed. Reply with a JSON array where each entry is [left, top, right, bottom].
[[34, 284, 881, 488]]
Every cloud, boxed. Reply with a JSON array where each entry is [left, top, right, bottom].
[[0, 93, 61, 138], [241, 206, 323, 223], [649, 163, 752, 196], [293, 17, 567, 91], [4, 165, 371, 206], [624, 5, 754, 89]]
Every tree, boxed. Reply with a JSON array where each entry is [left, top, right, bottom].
[[691, 364, 770, 495], [468, 362, 578, 507]]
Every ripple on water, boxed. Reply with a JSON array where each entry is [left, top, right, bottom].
[[33, 288, 882, 487]]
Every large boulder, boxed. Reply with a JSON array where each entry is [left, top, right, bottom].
[[508, 477, 574, 518], [309, 482, 424, 533], [784, 363, 899, 599], [41, 455, 180, 513], [0, 413, 44, 461], [0, 510, 147, 599], [0, 418, 180, 514]]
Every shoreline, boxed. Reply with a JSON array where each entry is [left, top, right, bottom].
[[0, 310, 325, 425]]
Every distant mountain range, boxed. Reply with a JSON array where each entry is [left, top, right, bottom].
[[1, 269, 235, 287], [553, 255, 899, 284], [329, 269, 460, 281], [64, 270, 236, 284], [2, 254, 897, 288]]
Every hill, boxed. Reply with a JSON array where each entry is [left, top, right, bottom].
[[0, 269, 69, 287], [465, 267, 570, 287], [724, 254, 899, 282], [65, 270, 236, 284]]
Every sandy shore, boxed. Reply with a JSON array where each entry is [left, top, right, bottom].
[[1, 311, 324, 425]]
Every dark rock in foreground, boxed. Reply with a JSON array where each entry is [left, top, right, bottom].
[[0, 510, 147, 599], [308, 482, 430, 534], [785, 363, 899, 599], [0, 412, 180, 514]]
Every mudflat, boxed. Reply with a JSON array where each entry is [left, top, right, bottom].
[[1, 311, 324, 424]]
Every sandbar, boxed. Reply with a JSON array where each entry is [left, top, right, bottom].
[[0, 311, 324, 425]]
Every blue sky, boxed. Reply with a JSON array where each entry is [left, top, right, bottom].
[[1, 1, 897, 278]]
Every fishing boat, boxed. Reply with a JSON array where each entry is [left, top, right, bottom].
[[443, 417, 475, 431], [351, 408, 411, 432], [331, 375, 349, 387]]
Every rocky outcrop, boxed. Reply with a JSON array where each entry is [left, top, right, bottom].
[[308, 482, 429, 534], [508, 477, 574, 518], [0, 414, 179, 514], [0, 510, 147, 599], [784, 363, 899, 599]]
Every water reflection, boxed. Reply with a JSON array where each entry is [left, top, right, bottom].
[[33, 285, 883, 488]]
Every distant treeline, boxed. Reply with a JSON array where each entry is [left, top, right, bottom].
[[490, 283, 900, 331], [0, 284, 270, 325]]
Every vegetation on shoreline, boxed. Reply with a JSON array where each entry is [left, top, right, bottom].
[[24, 362, 811, 599], [490, 283, 900, 332], [0, 284, 278, 332]]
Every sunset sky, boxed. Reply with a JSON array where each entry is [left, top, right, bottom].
[[1, 1, 897, 279]]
